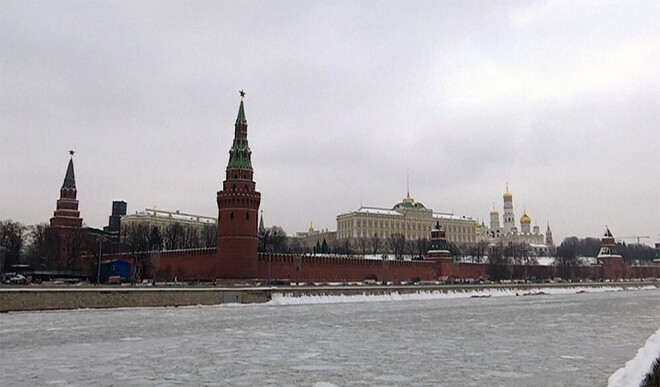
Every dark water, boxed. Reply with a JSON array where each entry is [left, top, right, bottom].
[[1, 288, 659, 386]]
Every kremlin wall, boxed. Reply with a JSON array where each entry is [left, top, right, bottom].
[[43, 95, 660, 285]]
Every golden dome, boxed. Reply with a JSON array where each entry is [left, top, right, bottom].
[[503, 183, 513, 200], [520, 209, 531, 224]]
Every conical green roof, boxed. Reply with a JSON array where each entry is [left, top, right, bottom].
[[236, 100, 247, 124], [227, 139, 252, 169], [62, 158, 76, 189]]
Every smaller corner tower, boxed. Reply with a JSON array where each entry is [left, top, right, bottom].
[[426, 221, 454, 280], [597, 226, 624, 280], [47, 150, 84, 269], [216, 91, 262, 279], [50, 150, 83, 228]]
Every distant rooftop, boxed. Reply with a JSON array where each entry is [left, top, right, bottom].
[[123, 208, 217, 225]]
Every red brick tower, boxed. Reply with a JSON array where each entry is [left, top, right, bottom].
[[216, 91, 261, 279], [50, 150, 83, 228], [47, 150, 84, 268], [426, 221, 454, 280], [596, 227, 624, 280]]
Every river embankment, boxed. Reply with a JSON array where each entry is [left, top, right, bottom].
[[1, 281, 658, 312]]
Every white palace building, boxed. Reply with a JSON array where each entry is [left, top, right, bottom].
[[336, 191, 477, 245]]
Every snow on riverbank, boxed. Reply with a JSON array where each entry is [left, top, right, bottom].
[[269, 285, 657, 305], [608, 327, 660, 387]]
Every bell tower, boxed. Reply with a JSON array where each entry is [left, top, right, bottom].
[[216, 91, 261, 279]]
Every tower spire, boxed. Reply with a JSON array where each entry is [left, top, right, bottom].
[[227, 91, 252, 170], [236, 90, 247, 125], [62, 150, 76, 189], [406, 175, 410, 198]]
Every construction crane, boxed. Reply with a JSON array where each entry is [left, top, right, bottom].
[[618, 236, 650, 244]]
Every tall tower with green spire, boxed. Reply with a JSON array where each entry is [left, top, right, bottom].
[[216, 91, 262, 279]]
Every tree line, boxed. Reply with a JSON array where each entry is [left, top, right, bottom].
[[0, 220, 49, 272], [0, 219, 218, 273], [3, 218, 657, 274]]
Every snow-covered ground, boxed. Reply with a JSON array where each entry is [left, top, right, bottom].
[[609, 327, 660, 387]]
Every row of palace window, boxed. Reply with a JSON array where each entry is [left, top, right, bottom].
[[338, 219, 473, 234], [336, 229, 476, 243]]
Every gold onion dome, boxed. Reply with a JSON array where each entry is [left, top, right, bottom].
[[520, 209, 531, 224], [503, 183, 513, 200]]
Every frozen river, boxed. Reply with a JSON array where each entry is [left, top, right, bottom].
[[1, 288, 659, 386]]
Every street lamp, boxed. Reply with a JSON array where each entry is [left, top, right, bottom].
[[96, 237, 103, 285]]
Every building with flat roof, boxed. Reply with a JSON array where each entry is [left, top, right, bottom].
[[336, 191, 477, 245], [121, 208, 216, 230]]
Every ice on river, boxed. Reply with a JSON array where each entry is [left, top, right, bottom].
[[1, 287, 659, 386]]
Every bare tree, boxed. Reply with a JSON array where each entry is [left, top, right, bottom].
[[201, 224, 217, 248], [163, 223, 185, 250], [270, 226, 288, 253], [123, 223, 150, 283], [555, 237, 580, 280], [24, 223, 49, 268], [388, 233, 406, 260], [148, 226, 163, 251], [487, 243, 511, 281], [64, 228, 86, 270], [370, 233, 381, 255], [261, 225, 288, 253], [0, 219, 26, 271], [358, 237, 369, 256], [414, 238, 429, 260]]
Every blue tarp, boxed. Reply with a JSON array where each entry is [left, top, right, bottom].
[[94, 260, 131, 283]]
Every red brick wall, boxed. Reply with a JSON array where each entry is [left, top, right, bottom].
[[95, 249, 660, 283], [456, 262, 488, 279], [257, 254, 438, 283]]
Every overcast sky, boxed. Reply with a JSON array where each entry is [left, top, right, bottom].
[[1, 0, 659, 245]]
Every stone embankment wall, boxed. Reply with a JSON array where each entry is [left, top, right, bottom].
[[2, 282, 657, 313], [0, 288, 270, 312]]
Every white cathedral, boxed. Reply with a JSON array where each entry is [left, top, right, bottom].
[[477, 184, 554, 256]]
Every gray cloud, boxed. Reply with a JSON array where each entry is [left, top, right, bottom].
[[1, 0, 659, 244]]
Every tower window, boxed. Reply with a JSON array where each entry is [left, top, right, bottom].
[[246, 212, 249, 220], [230, 212, 234, 220]]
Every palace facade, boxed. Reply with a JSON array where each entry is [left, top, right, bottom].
[[336, 192, 477, 245]]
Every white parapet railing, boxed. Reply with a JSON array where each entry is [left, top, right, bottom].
[[609, 327, 660, 387]]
